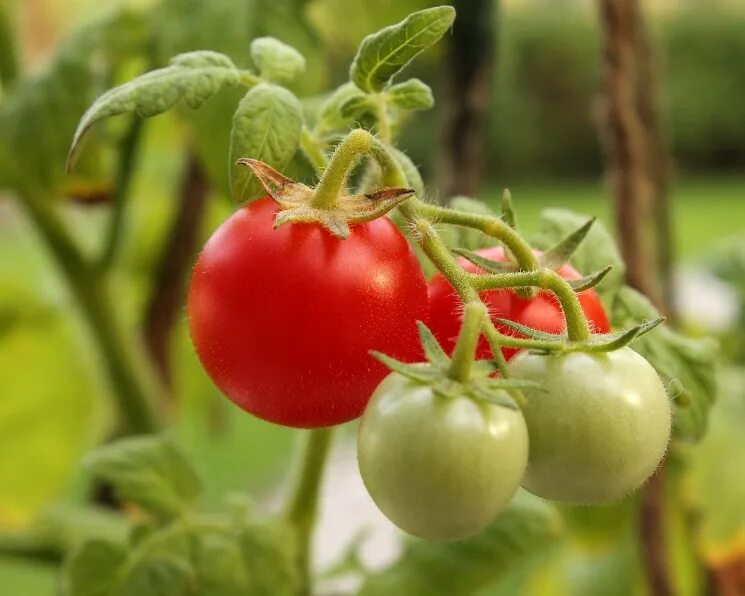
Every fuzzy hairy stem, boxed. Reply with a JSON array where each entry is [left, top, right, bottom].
[[312, 129, 372, 208]]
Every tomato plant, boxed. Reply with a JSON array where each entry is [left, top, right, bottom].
[[428, 246, 611, 360], [0, 3, 721, 595], [509, 346, 672, 504], [188, 196, 428, 427]]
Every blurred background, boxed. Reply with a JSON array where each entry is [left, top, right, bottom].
[[1, 0, 744, 594]]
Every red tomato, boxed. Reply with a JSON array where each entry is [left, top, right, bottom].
[[427, 247, 610, 360], [188, 197, 429, 428]]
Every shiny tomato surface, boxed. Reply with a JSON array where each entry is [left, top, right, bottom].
[[188, 197, 429, 428], [427, 246, 610, 360]]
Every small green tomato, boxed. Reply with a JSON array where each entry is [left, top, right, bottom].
[[509, 346, 672, 504], [357, 373, 528, 542]]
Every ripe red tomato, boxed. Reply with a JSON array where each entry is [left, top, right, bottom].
[[188, 197, 429, 428], [428, 246, 610, 360]]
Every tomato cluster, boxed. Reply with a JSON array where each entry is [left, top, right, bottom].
[[188, 202, 671, 542]]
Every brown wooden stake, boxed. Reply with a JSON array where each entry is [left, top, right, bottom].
[[438, 0, 496, 199], [143, 153, 208, 393], [598, 1, 674, 595]]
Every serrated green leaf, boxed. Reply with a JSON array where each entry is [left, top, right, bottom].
[[612, 287, 718, 442], [350, 6, 455, 93], [84, 435, 201, 522], [0, 9, 147, 194], [417, 321, 449, 367], [536, 209, 625, 305], [68, 51, 241, 167], [229, 83, 303, 201], [358, 492, 561, 596], [386, 78, 434, 110], [250, 37, 305, 84]]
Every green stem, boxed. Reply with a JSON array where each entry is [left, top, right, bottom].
[[18, 190, 161, 434], [98, 117, 145, 271], [448, 301, 486, 381], [284, 428, 334, 595], [311, 129, 373, 209], [0, 0, 20, 91], [415, 202, 539, 270], [300, 126, 329, 175], [471, 270, 591, 341], [373, 96, 392, 143]]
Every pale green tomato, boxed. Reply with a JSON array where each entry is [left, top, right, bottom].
[[357, 373, 528, 541], [509, 347, 672, 504]]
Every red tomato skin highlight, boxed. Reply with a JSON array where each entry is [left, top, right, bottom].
[[427, 247, 610, 360], [188, 197, 429, 428]]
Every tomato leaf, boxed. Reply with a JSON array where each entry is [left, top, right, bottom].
[[386, 78, 434, 111], [68, 51, 243, 168], [314, 82, 368, 137], [339, 94, 376, 119], [249, 37, 305, 84], [370, 352, 441, 384], [0, 9, 146, 195], [63, 539, 130, 596], [84, 435, 202, 522], [612, 287, 718, 442], [229, 83, 303, 201], [350, 6, 455, 93], [536, 209, 626, 305], [357, 492, 561, 596]]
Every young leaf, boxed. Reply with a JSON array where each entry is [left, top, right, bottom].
[[229, 83, 303, 201], [84, 435, 201, 522], [314, 82, 367, 136], [358, 492, 561, 596], [370, 352, 440, 384], [350, 6, 456, 93], [68, 51, 242, 167], [386, 78, 434, 111], [339, 94, 375, 119], [535, 209, 625, 305], [417, 321, 449, 367], [539, 217, 595, 271], [250, 37, 306, 84], [613, 287, 718, 442]]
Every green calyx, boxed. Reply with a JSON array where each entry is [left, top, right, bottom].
[[236, 157, 414, 238], [372, 320, 539, 411]]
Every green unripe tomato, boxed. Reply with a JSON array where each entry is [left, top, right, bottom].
[[357, 373, 529, 541], [509, 347, 671, 504]]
